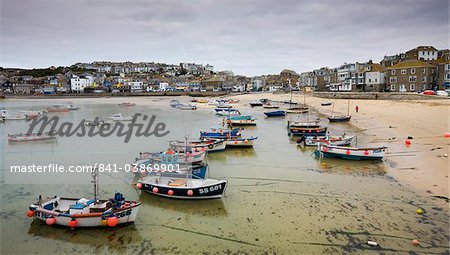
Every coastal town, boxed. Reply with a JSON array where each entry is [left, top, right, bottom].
[[1, 45, 449, 95]]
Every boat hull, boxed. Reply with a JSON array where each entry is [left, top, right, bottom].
[[288, 127, 328, 136], [328, 116, 351, 122], [139, 180, 227, 199], [264, 111, 286, 117], [314, 145, 386, 160]]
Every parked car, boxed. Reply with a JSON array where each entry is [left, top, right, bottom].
[[436, 90, 449, 97], [422, 90, 436, 95]]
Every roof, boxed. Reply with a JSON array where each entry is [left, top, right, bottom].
[[367, 63, 386, 72], [386, 60, 434, 69], [280, 69, 298, 75], [406, 46, 438, 53]]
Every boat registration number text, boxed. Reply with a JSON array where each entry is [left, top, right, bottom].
[[198, 184, 222, 194]]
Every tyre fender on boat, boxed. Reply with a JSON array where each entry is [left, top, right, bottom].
[[208, 144, 214, 149]]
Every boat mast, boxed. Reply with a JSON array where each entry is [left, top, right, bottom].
[[91, 167, 98, 202], [347, 100, 350, 116]]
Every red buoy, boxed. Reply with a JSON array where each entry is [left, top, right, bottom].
[[346, 150, 351, 155], [46, 217, 56, 225], [107, 216, 118, 227], [444, 132, 450, 138], [405, 139, 411, 145], [68, 219, 78, 228], [27, 210, 34, 218], [136, 183, 142, 189], [364, 150, 369, 156], [168, 190, 174, 195], [323, 147, 328, 152], [152, 187, 158, 193], [187, 190, 194, 196]]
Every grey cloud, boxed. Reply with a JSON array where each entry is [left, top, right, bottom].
[[0, 0, 448, 75]]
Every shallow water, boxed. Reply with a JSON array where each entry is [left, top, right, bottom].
[[1, 98, 449, 254]]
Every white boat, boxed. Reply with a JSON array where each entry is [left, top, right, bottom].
[[118, 102, 136, 106], [27, 169, 141, 228], [225, 136, 258, 147], [8, 132, 57, 143], [216, 109, 240, 116], [298, 134, 356, 146], [138, 150, 207, 165], [179, 104, 197, 110], [169, 139, 226, 152], [1, 110, 26, 120], [314, 144, 387, 160], [226, 115, 257, 125], [109, 113, 133, 121], [169, 100, 181, 108], [66, 104, 79, 110]]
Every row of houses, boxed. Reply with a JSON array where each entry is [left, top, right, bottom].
[[299, 46, 450, 92]]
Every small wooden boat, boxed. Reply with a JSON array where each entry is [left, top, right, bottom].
[[1, 110, 27, 120], [118, 102, 136, 106], [169, 139, 226, 152], [200, 128, 241, 139], [169, 100, 181, 107], [131, 159, 209, 179], [249, 101, 263, 107], [260, 99, 270, 103], [228, 99, 239, 104], [197, 99, 208, 103], [179, 104, 197, 110], [227, 115, 256, 125], [214, 107, 239, 113], [263, 104, 279, 109], [321, 102, 332, 106], [85, 119, 113, 127], [109, 113, 133, 121], [66, 104, 79, 110], [216, 103, 233, 108], [137, 150, 206, 165], [27, 169, 141, 228], [264, 111, 286, 117], [216, 108, 240, 116], [283, 100, 298, 105], [286, 107, 309, 114], [287, 120, 327, 136], [314, 145, 387, 160], [297, 134, 356, 146], [8, 132, 57, 143], [47, 107, 70, 113], [191, 98, 198, 102], [225, 136, 258, 147], [328, 115, 351, 122]]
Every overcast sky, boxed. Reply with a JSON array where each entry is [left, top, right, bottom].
[[0, 0, 448, 76]]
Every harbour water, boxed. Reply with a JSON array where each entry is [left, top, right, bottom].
[[1, 98, 448, 254]]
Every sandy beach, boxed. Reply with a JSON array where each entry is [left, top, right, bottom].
[[225, 92, 449, 198]]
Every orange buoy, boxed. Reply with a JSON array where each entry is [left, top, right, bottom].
[[234, 141, 238, 145], [187, 190, 193, 196], [444, 132, 450, 138], [168, 190, 174, 195], [27, 210, 34, 218], [136, 183, 143, 189], [46, 217, 56, 225], [68, 219, 78, 228], [107, 216, 118, 227], [412, 239, 420, 246], [244, 139, 249, 144]]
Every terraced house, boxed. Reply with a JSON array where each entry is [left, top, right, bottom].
[[386, 60, 435, 92]]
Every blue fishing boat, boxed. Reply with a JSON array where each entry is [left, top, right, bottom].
[[264, 110, 286, 117], [200, 128, 241, 139], [227, 115, 256, 125]]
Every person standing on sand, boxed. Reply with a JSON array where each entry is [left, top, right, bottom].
[[355, 105, 359, 113]]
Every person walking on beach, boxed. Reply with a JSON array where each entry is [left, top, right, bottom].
[[355, 105, 359, 113]]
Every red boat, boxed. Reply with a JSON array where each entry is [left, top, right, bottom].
[[46, 107, 70, 113], [422, 90, 436, 95]]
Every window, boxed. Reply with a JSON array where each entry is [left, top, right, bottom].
[[391, 70, 396, 75], [410, 84, 415, 91], [401, 69, 407, 74], [445, 64, 450, 70], [446, 73, 450, 80], [411, 68, 415, 74], [375, 78, 377, 83], [409, 76, 417, 82], [423, 69, 426, 74], [389, 77, 397, 83], [423, 76, 427, 82], [368, 78, 372, 82], [390, 84, 396, 91]]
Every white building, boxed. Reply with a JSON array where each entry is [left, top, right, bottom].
[[70, 74, 94, 93], [129, 81, 144, 93], [159, 82, 170, 91], [364, 63, 386, 92]]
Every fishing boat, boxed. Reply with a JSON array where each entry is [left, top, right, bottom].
[[179, 104, 197, 110], [249, 101, 263, 107], [8, 132, 57, 143], [228, 99, 239, 104], [297, 134, 356, 146], [200, 128, 241, 139], [321, 102, 333, 106], [216, 103, 232, 109], [0, 110, 27, 120], [27, 168, 141, 228], [66, 104, 79, 110], [137, 150, 207, 165], [118, 102, 136, 106], [191, 98, 198, 102], [328, 100, 351, 122], [285, 107, 309, 114], [314, 144, 387, 160], [215, 108, 241, 116], [109, 113, 133, 121], [46, 107, 70, 113], [169, 139, 226, 152], [225, 136, 258, 147], [20, 110, 45, 119], [214, 107, 239, 113], [227, 115, 256, 125], [264, 110, 286, 117], [263, 103, 279, 109], [287, 120, 327, 136], [131, 158, 209, 179], [197, 99, 208, 103], [85, 119, 113, 127], [169, 100, 181, 108], [260, 99, 270, 104]]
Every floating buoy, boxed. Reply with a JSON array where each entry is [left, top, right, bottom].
[[136, 183, 142, 189], [416, 208, 424, 214], [367, 241, 378, 246], [323, 147, 328, 152], [412, 239, 420, 246], [68, 219, 78, 228], [46, 217, 56, 225], [27, 210, 34, 218], [107, 216, 118, 227], [187, 190, 193, 196], [234, 141, 238, 145], [364, 150, 369, 156], [444, 132, 450, 138], [244, 139, 249, 144], [168, 190, 174, 195], [152, 187, 159, 193], [346, 150, 351, 155], [405, 139, 411, 145]]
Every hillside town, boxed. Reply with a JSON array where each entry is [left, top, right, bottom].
[[1, 45, 449, 95]]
